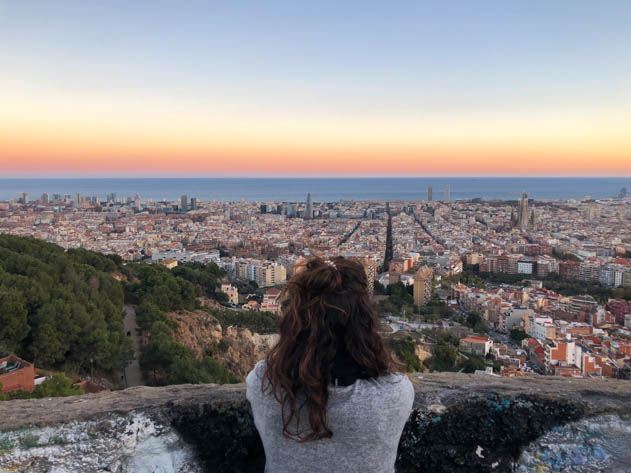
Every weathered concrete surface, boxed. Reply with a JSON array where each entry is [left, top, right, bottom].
[[1, 373, 629, 431], [515, 414, 631, 472], [407, 372, 631, 414], [1, 373, 630, 473], [0, 383, 247, 431]]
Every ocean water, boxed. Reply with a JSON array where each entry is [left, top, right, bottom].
[[0, 178, 629, 202]]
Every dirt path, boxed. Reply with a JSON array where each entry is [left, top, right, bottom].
[[123, 304, 144, 387]]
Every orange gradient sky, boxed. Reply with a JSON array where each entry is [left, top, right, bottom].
[[1, 1, 630, 177]]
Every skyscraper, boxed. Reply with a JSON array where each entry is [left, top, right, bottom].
[[286, 204, 295, 217], [181, 195, 188, 213], [427, 186, 433, 201], [41, 193, 50, 204], [444, 185, 450, 202], [305, 193, 313, 219], [134, 193, 141, 211], [191, 197, 198, 210]]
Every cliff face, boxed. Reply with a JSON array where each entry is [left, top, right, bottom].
[[167, 310, 278, 379], [1, 374, 630, 473]]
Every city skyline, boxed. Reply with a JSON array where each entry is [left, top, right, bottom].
[[1, 1, 630, 177]]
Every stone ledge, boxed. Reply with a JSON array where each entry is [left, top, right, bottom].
[[2, 373, 629, 431], [2, 374, 630, 473], [0, 383, 247, 431]]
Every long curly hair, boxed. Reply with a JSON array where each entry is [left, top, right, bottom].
[[261, 255, 402, 442]]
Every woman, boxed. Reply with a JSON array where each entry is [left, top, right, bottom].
[[246, 256, 414, 473]]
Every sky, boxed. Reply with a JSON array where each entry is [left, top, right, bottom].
[[1, 0, 630, 177]]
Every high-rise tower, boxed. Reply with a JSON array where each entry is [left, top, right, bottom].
[[181, 195, 188, 213], [444, 185, 450, 203], [518, 192, 529, 231], [428, 186, 433, 201], [305, 193, 313, 219]]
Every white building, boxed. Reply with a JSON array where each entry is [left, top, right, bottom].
[[530, 316, 555, 342], [517, 261, 534, 274]]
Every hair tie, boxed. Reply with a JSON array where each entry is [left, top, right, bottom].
[[324, 259, 337, 269]]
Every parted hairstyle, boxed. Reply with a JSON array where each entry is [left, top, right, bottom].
[[261, 255, 402, 442]]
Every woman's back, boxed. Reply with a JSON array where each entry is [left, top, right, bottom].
[[246, 359, 414, 473]]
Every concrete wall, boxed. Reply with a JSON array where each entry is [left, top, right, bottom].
[[1, 373, 630, 473]]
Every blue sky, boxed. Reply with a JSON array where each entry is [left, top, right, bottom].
[[1, 0, 630, 176]]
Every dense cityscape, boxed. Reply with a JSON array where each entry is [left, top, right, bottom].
[[2, 185, 630, 394], [2, 1, 631, 470]]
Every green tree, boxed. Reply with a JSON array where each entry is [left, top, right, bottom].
[[465, 311, 485, 332], [34, 374, 84, 398], [457, 355, 487, 373], [209, 308, 279, 334], [136, 302, 167, 331], [200, 357, 240, 383], [0, 290, 29, 351], [426, 343, 458, 372], [139, 321, 177, 383], [510, 328, 529, 343], [215, 292, 230, 305], [393, 338, 423, 372], [29, 302, 71, 366], [0, 235, 132, 374]]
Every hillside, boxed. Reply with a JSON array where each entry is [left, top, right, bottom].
[[167, 309, 278, 379], [0, 235, 132, 373]]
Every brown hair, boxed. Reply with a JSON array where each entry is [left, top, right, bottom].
[[262, 256, 402, 442]]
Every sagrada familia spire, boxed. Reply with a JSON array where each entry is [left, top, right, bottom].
[[511, 191, 535, 231]]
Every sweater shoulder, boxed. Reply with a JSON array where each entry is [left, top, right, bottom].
[[245, 359, 267, 399]]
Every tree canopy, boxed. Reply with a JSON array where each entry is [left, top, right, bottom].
[[0, 235, 132, 372]]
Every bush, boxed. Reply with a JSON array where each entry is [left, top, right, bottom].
[[510, 328, 529, 343], [457, 355, 487, 373], [391, 338, 423, 372], [425, 343, 458, 372], [208, 308, 279, 334], [1, 374, 84, 402], [33, 374, 83, 398]]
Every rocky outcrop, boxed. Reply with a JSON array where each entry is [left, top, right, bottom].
[[166, 310, 278, 379], [1, 374, 630, 472], [219, 326, 278, 379], [413, 343, 432, 362], [166, 310, 223, 359]]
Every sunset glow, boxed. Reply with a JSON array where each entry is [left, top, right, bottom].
[[1, 1, 630, 177]]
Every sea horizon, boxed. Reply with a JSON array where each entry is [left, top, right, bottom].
[[1, 177, 629, 202]]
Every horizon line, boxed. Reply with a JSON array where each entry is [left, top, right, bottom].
[[1, 175, 631, 180]]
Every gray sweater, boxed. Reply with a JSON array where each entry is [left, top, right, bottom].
[[245, 359, 414, 473]]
